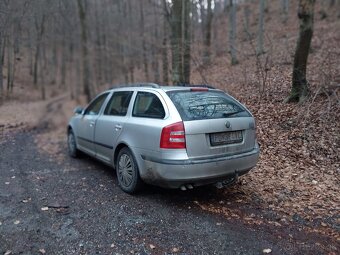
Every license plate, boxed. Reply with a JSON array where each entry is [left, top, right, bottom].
[[210, 131, 243, 146]]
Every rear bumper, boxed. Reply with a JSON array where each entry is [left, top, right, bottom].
[[140, 144, 260, 189]]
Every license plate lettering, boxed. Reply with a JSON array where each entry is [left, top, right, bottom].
[[210, 131, 243, 146]]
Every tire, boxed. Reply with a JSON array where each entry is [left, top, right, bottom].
[[67, 129, 80, 158], [116, 147, 143, 194]]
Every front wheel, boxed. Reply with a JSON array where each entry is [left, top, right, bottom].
[[116, 147, 143, 194], [67, 129, 79, 158]]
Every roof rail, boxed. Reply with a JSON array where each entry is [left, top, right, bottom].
[[112, 83, 160, 89], [183, 84, 216, 89]]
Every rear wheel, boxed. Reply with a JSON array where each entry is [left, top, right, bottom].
[[68, 129, 79, 158], [116, 147, 142, 194]]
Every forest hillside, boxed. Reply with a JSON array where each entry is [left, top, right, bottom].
[[0, 0, 339, 244]]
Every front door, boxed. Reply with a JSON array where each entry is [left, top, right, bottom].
[[77, 92, 110, 156]]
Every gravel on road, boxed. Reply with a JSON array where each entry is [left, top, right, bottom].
[[0, 131, 336, 254]]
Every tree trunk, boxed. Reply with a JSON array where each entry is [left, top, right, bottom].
[[281, 0, 289, 23], [170, 0, 183, 85], [33, 41, 40, 88], [257, 0, 265, 55], [6, 37, 15, 95], [126, 0, 134, 84], [51, 38, 58, 85], [162, 0, 169, 84], [60, 34, 67, 89], [182, 0, 191, 84], [94, 0, 103, 84], [152, 3, 160, 83], [28, 31, 33, 76], [33, 12, 46, 92], [40, 57, 46, 100], [229, 0, 238, 65], [243, 4, 251, 37], [139, 0, 149, 81], [77, 0, 92, 102], [0, 32, 3, 105], [162, 36, 169, 84], [286, 0, 315, 103], [203, 0, 213, 65]]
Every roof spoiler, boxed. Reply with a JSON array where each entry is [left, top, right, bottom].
[[183, 84, 216, 89]]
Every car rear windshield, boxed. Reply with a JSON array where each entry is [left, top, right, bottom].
[[167, 90, 251, 121]]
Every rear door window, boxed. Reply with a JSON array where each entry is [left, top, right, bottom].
[[167, 90, 250, 121], [104, 91, 133, 116], [132, 92, 165, 119]]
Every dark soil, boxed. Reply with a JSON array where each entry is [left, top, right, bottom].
[[0, 130, 337, 255]]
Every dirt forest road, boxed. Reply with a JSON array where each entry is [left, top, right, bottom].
[[0, 132, 330, 255], [0, 97, 337, 255]]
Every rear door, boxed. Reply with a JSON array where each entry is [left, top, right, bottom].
[[167, 89, 256, 158], [94, 91, 134, 163]]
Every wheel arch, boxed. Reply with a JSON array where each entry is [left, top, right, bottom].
[[67, 125, 73, 133], [113, 143, 129, 168], [113, 143, 144, 172]]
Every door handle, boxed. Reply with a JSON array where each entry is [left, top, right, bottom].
[[90, 121, 95, 127], [115, 124, 122, 130]]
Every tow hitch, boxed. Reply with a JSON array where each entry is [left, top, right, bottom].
[[214, 173, 239, 189]]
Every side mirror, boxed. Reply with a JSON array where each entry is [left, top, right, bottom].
[[74, 106, 84, 115]]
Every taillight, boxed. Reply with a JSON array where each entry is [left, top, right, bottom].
[[160, 122, 186, 149]]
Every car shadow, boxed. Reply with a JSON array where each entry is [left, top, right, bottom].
[[67, 151, 253, 209]]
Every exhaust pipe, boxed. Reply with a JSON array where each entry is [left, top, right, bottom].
[[180, 184, 194, 191], [186, 184, 193, 190]]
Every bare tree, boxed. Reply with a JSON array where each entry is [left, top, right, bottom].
[[0, 29, 3, 105], [229, 0, 238, 65], [182, 0, 191, 84], [243, 2, 251, 37], [257, 0, 265, 56], [203, 0, 213, 65], [169, 0, 191, 85], [151, 2, 160, 83], [77, 0, 92, 102], [162, 0, 169, 84], [33, 1, 47, 99], [281, 0, 289, 23], [285, 0, 316, 103], [170, 0, 183, 84], [139, 0, 149, 81], [0, 1, 25, 100], [0, 1, 11, 104], [6, 36, 15, 95]]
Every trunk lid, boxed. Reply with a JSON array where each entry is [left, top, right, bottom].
[[167, 89, 256, 158], [184, 118, 256, 158]]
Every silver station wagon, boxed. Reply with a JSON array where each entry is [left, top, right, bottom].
[[67, 84, 260, 193]]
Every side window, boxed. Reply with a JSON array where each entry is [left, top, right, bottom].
[[84, 93, 109, 115], [132, 92, 165, 119], [104, 91, 133, 116]]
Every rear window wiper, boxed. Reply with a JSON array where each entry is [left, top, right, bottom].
[[223, 110, 244, 117]]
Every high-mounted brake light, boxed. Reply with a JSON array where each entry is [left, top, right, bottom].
[[190, 88, 209, 92], [160, 122, 186, 149]]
